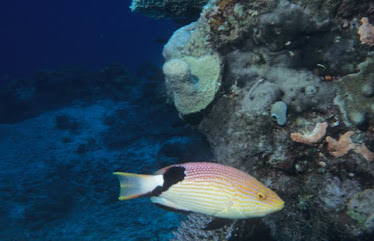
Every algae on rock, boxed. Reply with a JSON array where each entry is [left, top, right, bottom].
[[335, 58, 374, 127]]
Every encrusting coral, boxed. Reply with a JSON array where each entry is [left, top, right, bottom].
[[333, 57, 374, 127], [326, 131, 356, 158], [358, 17, 374, 47], [326, 131, 374, 161], [355, 143, 374, 162], [290, 122, 328, 145]]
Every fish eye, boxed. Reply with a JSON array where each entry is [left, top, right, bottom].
[[257, 192, 266, 201]]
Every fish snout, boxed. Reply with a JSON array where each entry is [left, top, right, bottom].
[[268, 197, 285, 214], [275, 199, 285, 211]]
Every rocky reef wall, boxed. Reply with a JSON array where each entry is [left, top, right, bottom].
[[134, 0, 374, 240]]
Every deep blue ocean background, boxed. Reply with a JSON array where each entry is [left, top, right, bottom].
[[0, 1, 212, 240], [0, 0, 175, 81]]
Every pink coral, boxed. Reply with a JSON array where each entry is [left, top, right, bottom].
[[290, 122, 328, 145], [326, 131, 356, 158], [358, 17, 374, 47], [326, 131, 374, 161]]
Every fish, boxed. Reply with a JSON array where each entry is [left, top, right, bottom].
[[113, 162, 284, 222]]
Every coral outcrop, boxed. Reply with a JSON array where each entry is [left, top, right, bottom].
[[291, 122, 328, 145], [347, 189, 374, 233], [171, 213, 237, 241], [163, 54, 222, 115], [130, 0, 207, 19], [148, 0, 374, 240], [334, 57, 374, 127]]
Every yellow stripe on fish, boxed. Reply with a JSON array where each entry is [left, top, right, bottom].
[[114, 162, 284, 220]]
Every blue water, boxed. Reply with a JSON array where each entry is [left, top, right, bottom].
[[0, 1, 211, 240], [0, 0, 177, 80]]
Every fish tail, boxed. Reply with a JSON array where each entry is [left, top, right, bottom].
[[113, 172, 164, 200]]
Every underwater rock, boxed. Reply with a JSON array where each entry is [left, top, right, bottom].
[[130, 0, 207, 20], [319, 177, 361, 212], [347, 189, 374, 233], [163, 23, 198, 61], [291, 122, 328, 145], [157, 0, 374, 240], [271, 101, 287, 126], [334, 58, 374, 127], [171, 213, 236, 241], [163, 54, 222, 115], [162, 18, 215, 60], [54, 114, 81, 132]]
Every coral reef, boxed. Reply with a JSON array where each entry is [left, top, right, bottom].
[[171, 214, 236, 241], [334, 57, 374, 127], [291, 122, 328, 145], [130, 0, 207, 20], [163, 54, 222, 114], [358, 17, 374, 47], [355, 143, 374, 162], [326, 131, 356, 158], [153, 0, 374, 240], [326, 131, 374, 161], [347, 189, 374, 233]]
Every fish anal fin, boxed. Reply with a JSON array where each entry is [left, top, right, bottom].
[[151, 196, 191, 214], [154, 203, 192, 215], [203, 218, 234, 230]]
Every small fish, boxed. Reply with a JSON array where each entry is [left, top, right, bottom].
[[114, 162, 284, 221]]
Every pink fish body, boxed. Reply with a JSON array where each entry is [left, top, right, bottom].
[[114, 162, 284, 219]]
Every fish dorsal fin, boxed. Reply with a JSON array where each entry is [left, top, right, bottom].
[[203, 218, 234, 230], [151, 166, 186, 196], [163, 166, 186, 188]]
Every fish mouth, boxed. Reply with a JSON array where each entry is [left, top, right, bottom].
[[267, 199, 284, 213], [274, 200, 285, 211]]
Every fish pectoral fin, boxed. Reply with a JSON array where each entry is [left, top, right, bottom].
[[203, 218, 234, 230]]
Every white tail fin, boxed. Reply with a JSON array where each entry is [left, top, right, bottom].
[[113, 172, 164, 200]]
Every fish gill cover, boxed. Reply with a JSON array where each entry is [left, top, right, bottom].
[[1, 0, 374, 241]]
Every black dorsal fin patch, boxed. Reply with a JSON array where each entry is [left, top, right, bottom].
[[150, 166, 186, 196], [163, 166, 186, 189]]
